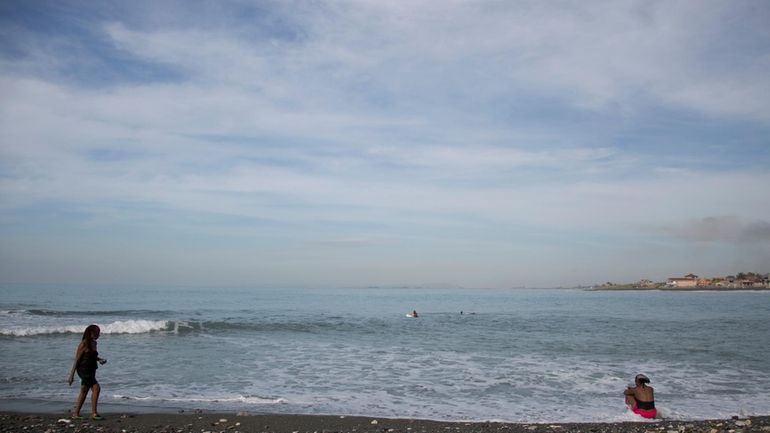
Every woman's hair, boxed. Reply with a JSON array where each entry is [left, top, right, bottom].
[[81, 324, 101, 348]]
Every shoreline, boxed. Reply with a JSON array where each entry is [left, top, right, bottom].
[[3, 398, 770, 427], [1, 412, 768, 433], [587, 286, 770, 291]]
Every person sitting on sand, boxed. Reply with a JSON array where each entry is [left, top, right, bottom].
[[68, 324, 108, 421], [624, 374, 656, 419]]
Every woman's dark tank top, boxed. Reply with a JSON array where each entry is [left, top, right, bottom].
[[78, 346, 98, 371]]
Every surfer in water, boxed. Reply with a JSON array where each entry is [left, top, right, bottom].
[[411, 310, 418, 318], [68, 324, 108, 420], [624, 373, 656, 419]]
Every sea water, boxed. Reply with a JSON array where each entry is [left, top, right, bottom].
[[1, 286, 769, 423]]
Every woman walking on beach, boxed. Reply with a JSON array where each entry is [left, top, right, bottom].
[[624, 373, 656, 419], [68, 324, 107, 420]]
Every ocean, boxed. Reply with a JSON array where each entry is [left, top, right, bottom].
[[1, 286, 769, 423]]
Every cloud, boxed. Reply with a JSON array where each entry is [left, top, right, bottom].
[[89, 1, 770, 125], [743, 220, 770, 241], [291, 1, 770, 121], [2, 1, 770, 286], [660, 216, 770, 243]]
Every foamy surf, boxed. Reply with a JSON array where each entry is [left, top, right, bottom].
[[0, 319, 170, 336], [113, 394, 289, 405]]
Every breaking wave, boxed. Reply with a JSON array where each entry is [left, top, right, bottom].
[[0, 320, 171, 336], [0, 317, 383, 337]]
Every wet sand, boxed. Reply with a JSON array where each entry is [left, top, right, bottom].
[[1, 412, 768, 433]]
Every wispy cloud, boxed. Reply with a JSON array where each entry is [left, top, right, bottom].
[[660, 216, 770, 243], [1, 0, 769, 286]]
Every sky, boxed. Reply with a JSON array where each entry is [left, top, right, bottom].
[[1, 0, 769, 288]]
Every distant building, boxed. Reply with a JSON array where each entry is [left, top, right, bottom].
[[711, 277, 729, 288], [667, 274, 698, 288]]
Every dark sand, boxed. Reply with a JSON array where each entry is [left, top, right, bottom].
[[1, 412, 768, 433]]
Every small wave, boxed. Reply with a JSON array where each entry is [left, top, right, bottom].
[[0, 320, 170, 336], [0, 310, 28, 316], [0, 318, 371, 337], [155, 318, 388, 335], [18, 309, 173, 317], [113, 394, 288, 405]]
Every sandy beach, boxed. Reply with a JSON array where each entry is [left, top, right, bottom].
[[1, 412, 768, 433]]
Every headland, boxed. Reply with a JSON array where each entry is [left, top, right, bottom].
[[590, 272, 769, 291]]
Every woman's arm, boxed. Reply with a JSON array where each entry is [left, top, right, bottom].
[[94, 340, 107, 365], [67, 342, 85, 386]]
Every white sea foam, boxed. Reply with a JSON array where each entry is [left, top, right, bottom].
[[0, 320, 169, 336], [112, 394, 288, 405]]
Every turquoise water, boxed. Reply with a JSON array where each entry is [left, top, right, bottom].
[[1, 286, 769, 422]]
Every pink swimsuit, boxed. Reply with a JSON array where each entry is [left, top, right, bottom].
[[632, 404, 657, 419]]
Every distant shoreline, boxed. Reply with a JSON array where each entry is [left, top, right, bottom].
[[588, 286, 770, 291]]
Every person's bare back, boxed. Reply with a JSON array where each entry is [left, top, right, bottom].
[[624, 374, 657, 419]]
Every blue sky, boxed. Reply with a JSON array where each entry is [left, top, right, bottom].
[[1, 0, 769, 288]]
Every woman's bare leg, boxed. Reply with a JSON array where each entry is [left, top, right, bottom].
[[90, 383, 101, 416], [73, 386, 89, 417]]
